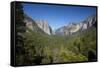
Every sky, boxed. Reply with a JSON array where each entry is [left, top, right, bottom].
[[22, 3, 96, 30]]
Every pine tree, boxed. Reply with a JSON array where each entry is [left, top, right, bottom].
[[15, 2, 26, 65]]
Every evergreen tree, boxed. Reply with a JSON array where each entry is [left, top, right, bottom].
[[15, 2, 26, 65]]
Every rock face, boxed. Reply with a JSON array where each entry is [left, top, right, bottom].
[[55, 23, 80, 35], [55, 15, 96, 36], [24, 14, 52, 35], [23, 14, 96, 36], [81, 15, 96, 30], [24, 14, 42, 33], [35, 20, 52, 35]]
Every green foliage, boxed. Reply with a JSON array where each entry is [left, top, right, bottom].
[[15, 2, 27, 65], [15, 3, 97, 65], [16, 25, 96, 65], [17, 26, 97, 65]]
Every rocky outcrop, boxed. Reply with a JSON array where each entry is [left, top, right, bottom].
[[35, 20, 52, 35], [55, 23, 80, 36], [24, 14, 43, 33], [24, 14, 52, 35], [81, 15, 96, 30], [23, 13, 96, 36], [55, 15, 96, 36]]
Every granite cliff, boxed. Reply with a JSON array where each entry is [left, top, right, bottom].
[[24, 14, 52, 35], [55, 15, 96, 36]]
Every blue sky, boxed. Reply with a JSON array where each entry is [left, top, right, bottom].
[[22, 3, 96, 30]]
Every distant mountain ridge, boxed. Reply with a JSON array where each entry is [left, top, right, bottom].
[[24, 14, 52, 35], [23, 14, 96, 36], [55, 15, 97, 36]]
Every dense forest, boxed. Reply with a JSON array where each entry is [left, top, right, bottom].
[[15, 3, 97, 66]]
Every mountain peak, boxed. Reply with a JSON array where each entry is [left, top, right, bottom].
[[55, 15, 96, 36], [24, 14, 52, 35], [35, 20, 52, 35]]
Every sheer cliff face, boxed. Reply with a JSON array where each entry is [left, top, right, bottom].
[[24, 14, 52, 35], [35, 20, 51, 35], [55, 23, 80, 36], [81, 15, 96, 30], [24, 14, 42, 33], [24, 13, 96, 36], [55, 15, 96, 36]]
